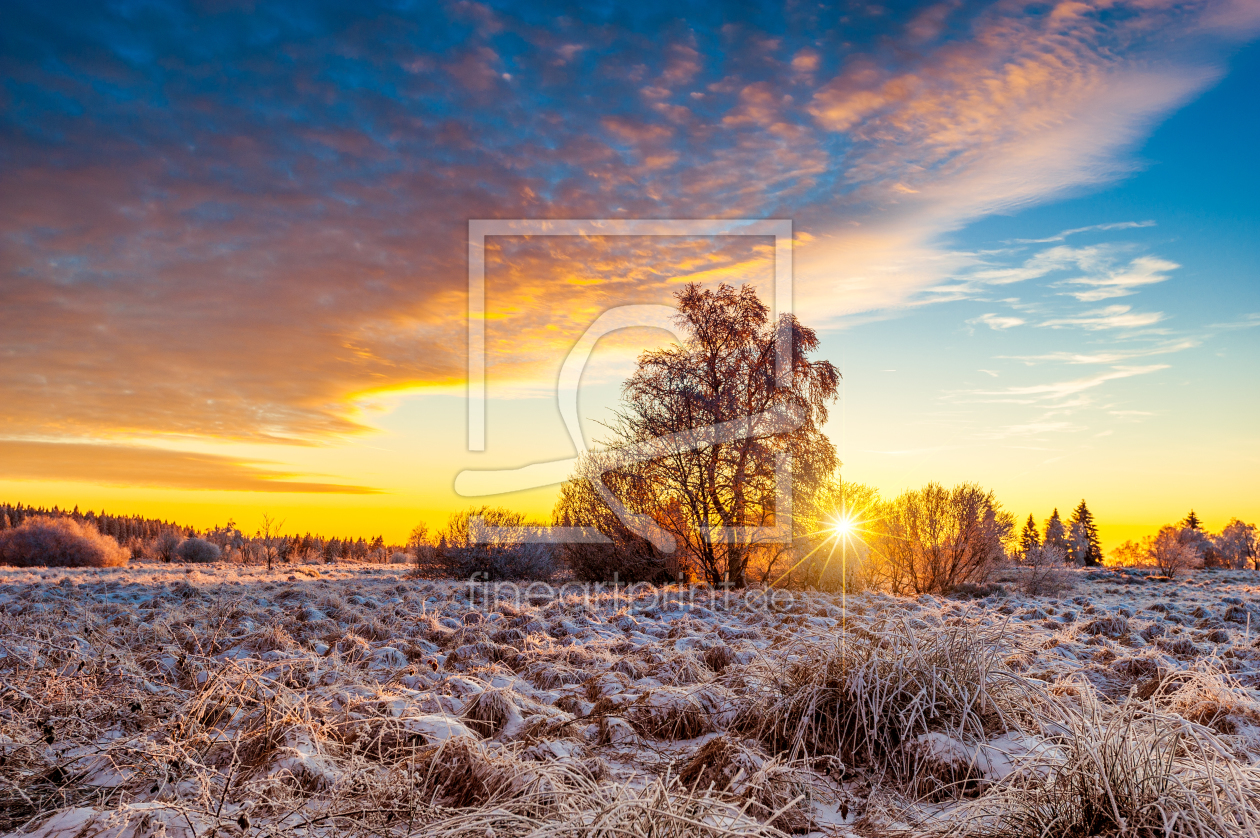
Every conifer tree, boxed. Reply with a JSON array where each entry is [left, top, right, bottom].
[[1044, 509, 1068, 552], [1177, 510, 1212, 563], [1069, 500, 1101, 566], [1019, 514, 1041, 559]]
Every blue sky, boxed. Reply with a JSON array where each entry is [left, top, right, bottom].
[[828, 38, 1260, 542]]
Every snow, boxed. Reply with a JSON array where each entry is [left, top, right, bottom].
[[3, 561, 1260, 836]]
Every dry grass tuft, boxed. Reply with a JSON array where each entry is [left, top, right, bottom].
[[677, 734, 823, 833], [914, 692, 1260, 838], [627, 685, 733, 739], [703, 643, 737, 673], [739, 618, 1026, 778], [461, 687, 521, 738], [1081, 614, 1130, 639]]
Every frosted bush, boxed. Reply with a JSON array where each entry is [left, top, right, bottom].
[[436, 506, 557, 581], [175, 537, 221, 563], [0, 515, 129, 568], [150, 530, 183, 562]]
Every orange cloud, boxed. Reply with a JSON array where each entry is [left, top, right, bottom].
[[0, 440, 382, 493]]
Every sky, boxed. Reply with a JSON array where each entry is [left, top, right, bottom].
[[1, 0, 1258, 550]]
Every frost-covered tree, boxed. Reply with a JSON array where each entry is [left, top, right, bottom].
[[1177, 524, 1213, 565], [1067, 521, 1090, 566], [1018, 514, 1041, 560], [1044, 509, 1068, 553], [1111, 539, 1145, 567], [1173, 508, 1218, 564], [1148, 525, 1199, 577], [598, 282, 840, 587], [1215, 519, 1258, 570], [206, 521, 244, 552], [1068, 500, 1101, 566]]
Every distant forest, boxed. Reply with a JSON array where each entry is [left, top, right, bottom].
[[0, 502, 398, 563]]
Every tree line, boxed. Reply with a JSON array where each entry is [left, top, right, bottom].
[[1109, 510, 1258, 575], [1016, 502, 1102, 567], [0, 502, 401, 566]]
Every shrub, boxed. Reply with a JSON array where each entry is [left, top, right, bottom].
[[176, 537, 221, 563], [868, 483, 1014, 595], [150, 530, 183, 562], [553, 452, 679, 584], [0, 515, 129, 568], [435, 506, 557, 581], [1018, 544, 1073, 596]]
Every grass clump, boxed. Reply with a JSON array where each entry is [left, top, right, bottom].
[[924, 694, 1260, 838], [678, 735, 824, 833], [739, 618, 1026, 779]]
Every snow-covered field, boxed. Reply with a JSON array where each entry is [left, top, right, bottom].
[[3, 562, 1260, 837]]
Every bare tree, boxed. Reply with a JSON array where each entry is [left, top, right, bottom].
[[407, 522, 439, 576], [599, 282, 840, 587], [256, 514, 285, 572], [1148, 525, 1199, 577], [868, 482, 1013, 595]]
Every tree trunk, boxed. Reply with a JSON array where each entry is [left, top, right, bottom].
[[726, 549, 747, 588]]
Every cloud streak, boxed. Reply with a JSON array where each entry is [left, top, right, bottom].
[[950, 364, 1170, 405], [1038, 305, 1166, 331], [1014, 220, 1157, 244], [1001, 339, 1201, 365], [0, 441, 382, 493]]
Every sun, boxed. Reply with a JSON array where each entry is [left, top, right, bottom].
[[830, 514, 858, 539]]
